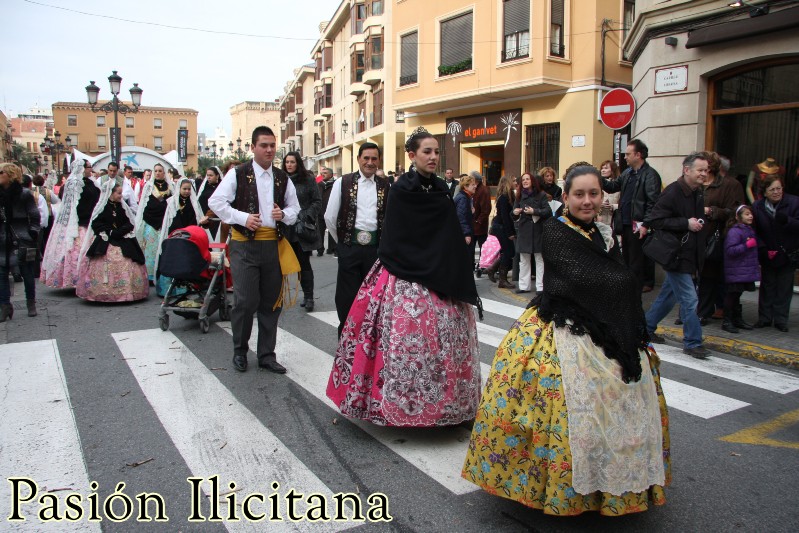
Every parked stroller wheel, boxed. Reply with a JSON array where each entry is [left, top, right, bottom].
[[199, 316, 210, 334], [159, 314, 169, 331], [219, 303, 231, 321]]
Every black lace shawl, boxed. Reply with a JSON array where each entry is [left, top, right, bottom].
[[529, 216, 648, 382]]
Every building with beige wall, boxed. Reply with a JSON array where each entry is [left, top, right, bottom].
[[0, 110, 12, 164], [278, 64, 317, 170], [230, 101, 280, 158], [626, 0, 798, 188], [393, 0, 634, 185], [52, 102, 199, 170], [304, 0, 405, 176]]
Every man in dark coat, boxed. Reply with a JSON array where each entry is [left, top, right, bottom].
[[317, 167, 336, 256], [444, 168, 459, 197], [645, 152, 710, 359], [603, 139, 662, 292]]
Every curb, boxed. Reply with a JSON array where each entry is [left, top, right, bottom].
[[656, 325, 799, 370]]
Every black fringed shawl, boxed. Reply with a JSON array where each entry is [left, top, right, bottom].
[[378, 169, 479, 307], [529, 216, 649, 382]]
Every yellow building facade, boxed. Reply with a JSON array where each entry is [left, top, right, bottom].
[[278, 65, 317, 170], [52, 102, 199, 170], [393, 0, 634, 184]]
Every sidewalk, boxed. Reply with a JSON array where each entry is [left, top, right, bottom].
[[492, 281, 799, 370]]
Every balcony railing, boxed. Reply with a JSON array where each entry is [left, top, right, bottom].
[[399, 74, 417, 86]]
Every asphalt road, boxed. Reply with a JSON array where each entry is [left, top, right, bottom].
[[1, 253, 798, 532]]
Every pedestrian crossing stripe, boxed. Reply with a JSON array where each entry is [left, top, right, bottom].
[[0, 340, 101, 532], [475, 297, 799, 396], [113, 331, 359, 531]]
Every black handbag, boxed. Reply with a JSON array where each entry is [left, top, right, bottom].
[[643, 229, 688, 270], [704, 228, 723, 262], [295, 216, 318, 243], [612, 208, 624, 236]]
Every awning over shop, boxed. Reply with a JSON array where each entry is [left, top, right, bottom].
[[686, 6, 799, 48]]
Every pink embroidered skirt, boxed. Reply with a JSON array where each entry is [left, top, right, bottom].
[[76, 246, 149, 302], [41, 226, 87, 289], [327, 261, 481, 427]]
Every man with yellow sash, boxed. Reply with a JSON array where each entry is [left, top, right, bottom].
[[209, 126, 300, 373]]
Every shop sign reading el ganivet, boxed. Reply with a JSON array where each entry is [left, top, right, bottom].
[[444, 109, 523, 177]]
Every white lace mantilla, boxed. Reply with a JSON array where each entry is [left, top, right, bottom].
[[554, 325, 665, 496]]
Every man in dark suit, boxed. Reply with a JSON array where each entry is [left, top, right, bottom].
[[444, 168, 458, 196]]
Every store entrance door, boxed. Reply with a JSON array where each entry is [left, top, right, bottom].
[[481, 146, 504, 186]]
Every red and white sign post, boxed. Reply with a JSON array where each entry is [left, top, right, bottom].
[[600, 88, 636, 130]]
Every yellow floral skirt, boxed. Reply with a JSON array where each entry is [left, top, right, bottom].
[[462, 306, 671, 516]]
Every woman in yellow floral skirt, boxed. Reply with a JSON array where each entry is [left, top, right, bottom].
[[462, 165, 670, 516]]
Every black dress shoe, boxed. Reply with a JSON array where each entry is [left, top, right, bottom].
[[232, 354, 248, 372], [775, 324, 789, 332], [258, 358, 287, 374], [304, 299, 314, 312], [649, 332, 666, 344], [300, 300, 306, 307], [699, 317, 708, 327]]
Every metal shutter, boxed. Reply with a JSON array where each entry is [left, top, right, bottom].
[[504, 0, 529, 36], [441, 12, 473, 66]]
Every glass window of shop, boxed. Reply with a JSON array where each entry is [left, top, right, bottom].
[[709, 59, 799, 196]]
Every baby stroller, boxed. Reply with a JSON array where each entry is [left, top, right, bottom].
[[157, 225, 230, 333]]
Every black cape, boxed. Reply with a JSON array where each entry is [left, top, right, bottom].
[[378, 169, 479, 306], [87, 201, 146, 264], [530, 216, 648, 382]]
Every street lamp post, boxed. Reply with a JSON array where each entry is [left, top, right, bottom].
[[231, 137, 249, 160], [210, 142, 217, 165], [85, 71, 142, 164], [41, 131, 71, 174]]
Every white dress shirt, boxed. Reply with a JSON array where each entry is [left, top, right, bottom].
[[208, 161, 299, 228], [36, 194, 49, 228], [122, 177, 139, 215], [323, 172, 378, 243]]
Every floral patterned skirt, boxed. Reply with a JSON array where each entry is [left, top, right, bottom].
[[461, 306, 671, 516], [76, 246, 149, 302], [41, 226, 86, 289], [140, 223, 160, 281], [326, 262, 481, 427]]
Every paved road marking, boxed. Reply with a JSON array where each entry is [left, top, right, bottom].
[[219, 319, 482, 496], [657, 379, 749, 419], [0, 340, 101, 532], [655, 343, 799, 394], [114, 330, 355, 531], [720, 408, 799, 450]]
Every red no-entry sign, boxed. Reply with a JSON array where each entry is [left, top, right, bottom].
[[600, 88, 636, 130]]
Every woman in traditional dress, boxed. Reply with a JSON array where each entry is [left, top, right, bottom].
[[75, 183, 149, 302], [326, 128, 482, 427], [41, 160, 100, 290], [134, 163, 172, 282], [154, 177, 205, 297], [196, 166, 222, 241], [462, 165, 670, 516]]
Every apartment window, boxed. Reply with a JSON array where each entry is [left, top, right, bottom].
[[125, 136, 135, 146], [372, 84, 384, 127], [400, 32, 418, 86], [439, 12, 473, 76], [357, 96, 367, 134], [179, 119, 188, 129], [525, 123, 560, 176], [153, 118, 163, 130], [154, 136, 163, 151], [125, 116, 134, 127], [367, 36, 383, 70], [550, 0, 565, 57], [503, 0, 530, 61], [296, 110, 303, 132], [623, 0, 635, 61], [68, 115, 77, 126], [370, 0, 383, 16], [67, 135, 78, 147], [324, 84, 333, 109], [352, 51, 365, 83], [96, 115, 106, 127], [295, 86, 303, 105], [97, 135, 107, 149], [351, 2, 367, 35]]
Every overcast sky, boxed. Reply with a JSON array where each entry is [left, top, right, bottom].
[[0, 0, 336, 135]]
